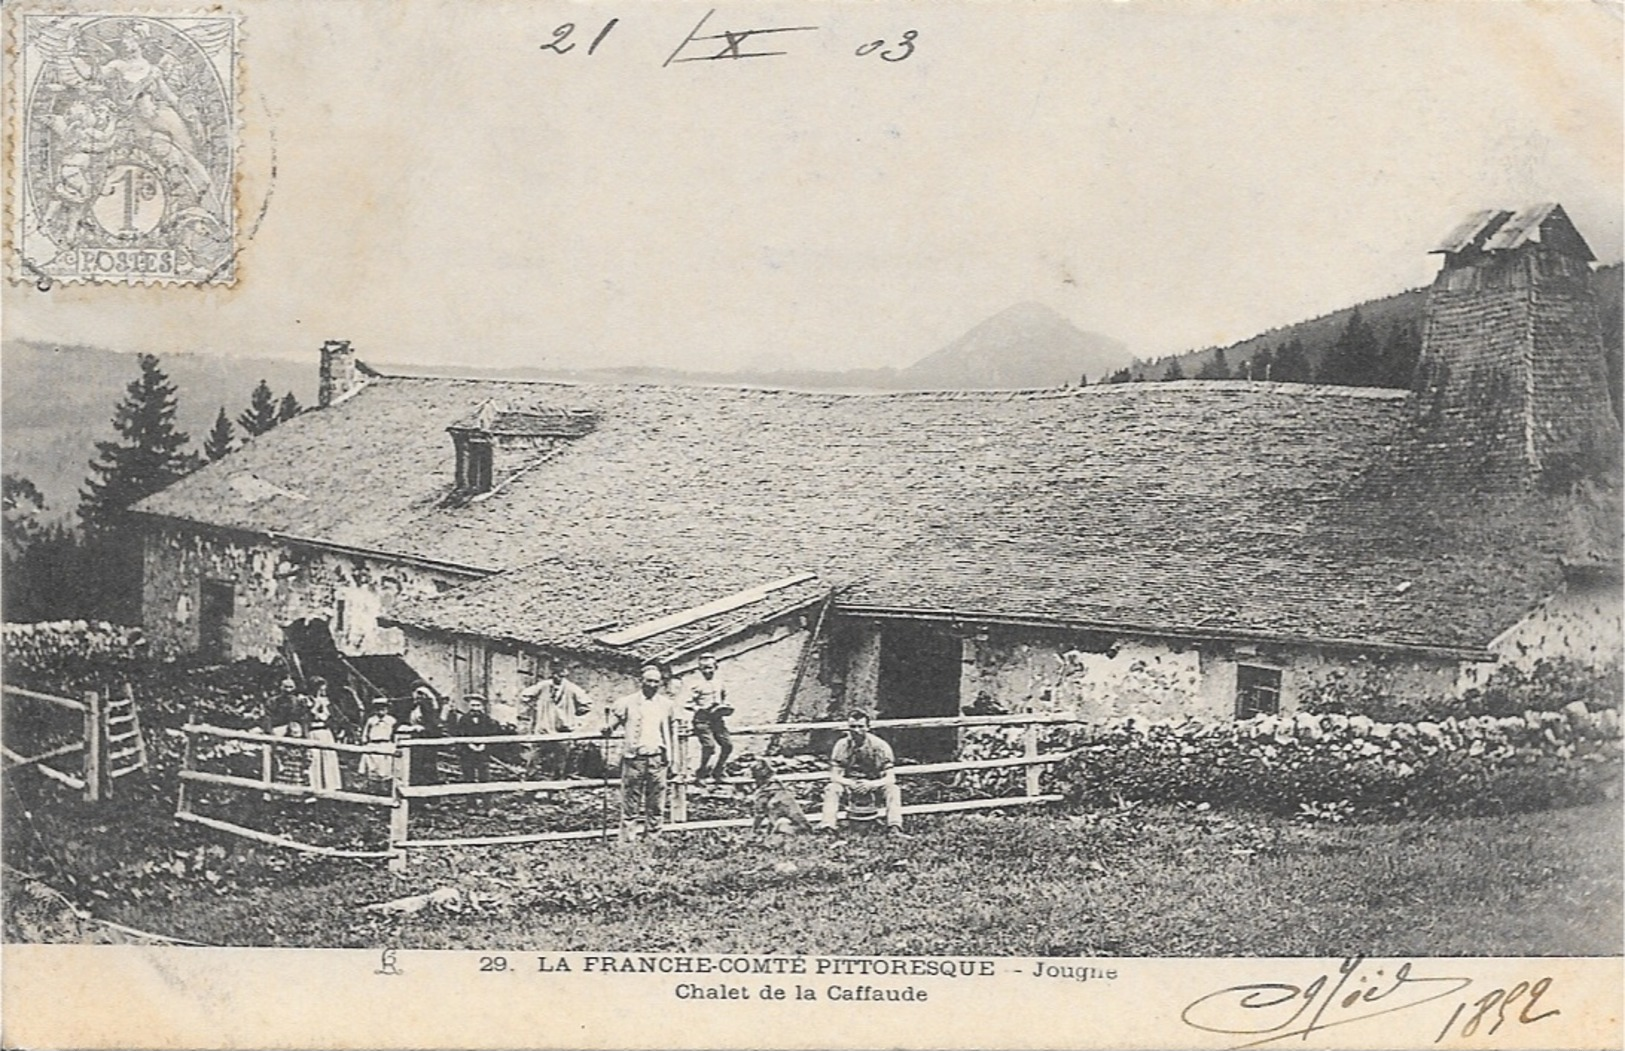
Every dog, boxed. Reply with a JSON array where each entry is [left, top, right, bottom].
[[750, 760, 814, 835]]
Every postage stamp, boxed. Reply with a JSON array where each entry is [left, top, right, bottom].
[[10, 12, 238, 286]]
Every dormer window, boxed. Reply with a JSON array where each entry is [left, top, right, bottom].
[[456, 435, 494, 493], [445, 399, 597, 503]]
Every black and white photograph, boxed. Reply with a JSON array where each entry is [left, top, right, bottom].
[[2, 1, 1621, 1047]]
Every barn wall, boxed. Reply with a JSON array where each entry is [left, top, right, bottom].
[[1283, 648, 1461, 712], [398, 614, 834, 740], [842, 619, 1469, 723], [141, 525, 467, 663], [959, 629, 1226, 720], [1469, 578, 1623, 684]]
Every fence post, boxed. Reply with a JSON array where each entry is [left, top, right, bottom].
[[82, 691, 101, 803], [260, 706, 274, 790], [175, 708, 197, 817], [388, 744, 411, 875], [670, 725, 689, 825], [1023, 723, 1040, 799]]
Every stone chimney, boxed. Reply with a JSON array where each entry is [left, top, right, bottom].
[[318, 340, 361, 408], [1394, 203, 1619, 490]]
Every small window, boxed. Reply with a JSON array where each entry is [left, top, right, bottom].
[[199, 580, 235, 661], [452, 434, 495, 494], [469, 440, 493, 492], [1235, 664, 1281, 719]]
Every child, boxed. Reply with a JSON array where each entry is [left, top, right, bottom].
[[750, 760, 813, 835], [357, 698, 397, 783]]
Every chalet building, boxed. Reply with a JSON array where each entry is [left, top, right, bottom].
[[132, 205, 1622, 755]]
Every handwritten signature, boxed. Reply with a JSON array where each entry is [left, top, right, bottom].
[[1180, 956, 1560, 1048]]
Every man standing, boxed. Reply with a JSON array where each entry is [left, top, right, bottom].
[[605, 664, 675, 844], [689, 655, 734, 788], [522, 665, 593, 781], [820, 710, 904, 835], [451, 696, 501, 784]]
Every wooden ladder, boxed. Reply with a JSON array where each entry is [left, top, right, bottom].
[[103, 687, 149, 785]]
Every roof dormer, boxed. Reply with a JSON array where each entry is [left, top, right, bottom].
[[445, 399, 598, 502]]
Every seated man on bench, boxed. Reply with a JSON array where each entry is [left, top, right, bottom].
[[820, 710, 904, 835]]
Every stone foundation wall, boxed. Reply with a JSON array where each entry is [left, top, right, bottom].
[[141, 525, 468, 662]]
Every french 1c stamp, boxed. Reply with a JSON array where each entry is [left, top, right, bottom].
[[11, 12, 238, 286]]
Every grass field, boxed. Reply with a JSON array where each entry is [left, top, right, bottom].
[[9, 772, 1619, 956]]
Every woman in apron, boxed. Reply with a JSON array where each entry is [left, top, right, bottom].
[[306, 677, 343, 795]]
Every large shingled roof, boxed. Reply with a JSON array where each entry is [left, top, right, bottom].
[[134, 372, 1600, 657]]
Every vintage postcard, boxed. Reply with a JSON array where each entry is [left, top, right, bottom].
[[1, 1, 1621, 1049]]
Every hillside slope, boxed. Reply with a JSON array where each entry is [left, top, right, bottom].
[[1133, 262, 1623, 388]]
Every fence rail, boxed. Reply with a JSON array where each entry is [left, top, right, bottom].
[[175, 711, 1083, 871], [3, 685, 115, 800]]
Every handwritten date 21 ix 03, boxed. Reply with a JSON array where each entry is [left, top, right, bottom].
[[540, 10, 916, 65]]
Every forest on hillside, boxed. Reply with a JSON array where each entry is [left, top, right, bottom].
[[1104, 264, 1624, 420]]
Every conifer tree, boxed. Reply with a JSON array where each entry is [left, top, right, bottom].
[[1274, 339, 1312, 383], [80, 354, 199, 538], [238, 379, 281, 437], [204, 407, 235, 461], [1196, 347, 1232, 380], [278, 391, 303, 422], [1318, 309, 1382, 386], [1162, 358, 1185, 381], [78, 354, 199, 620], [1378, 321, 1423, 389]]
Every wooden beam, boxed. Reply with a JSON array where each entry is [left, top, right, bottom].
[[179, 769, 395, 807], [1, 740, 84, 769], [595, 573, 817, 647], [402, 777, 619, 798], [397, 795, 1064, 850], [22, 759, 85, 791], [176, 812, 393, 859], [2, 686, 87, 711], [82, 691, 100, 803], [184, 723, 394, 756]]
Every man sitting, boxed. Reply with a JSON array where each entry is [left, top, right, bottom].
[[820, 710, 904, 835]]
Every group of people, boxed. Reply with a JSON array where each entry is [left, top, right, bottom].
[[265, 658, 905, 843], [605, 661, 903, 844], [265, 676, 444, 795]]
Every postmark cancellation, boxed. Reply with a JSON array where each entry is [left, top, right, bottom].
[[10, 12, 238, 286]]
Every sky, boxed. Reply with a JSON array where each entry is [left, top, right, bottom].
[[4, 0, 1621, 373]]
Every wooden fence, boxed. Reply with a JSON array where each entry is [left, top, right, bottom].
[[175, 712, 1083, 872], [2, 684, 148, 801]]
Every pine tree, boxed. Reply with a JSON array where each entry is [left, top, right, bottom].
[[1318, 309, 1383, 386], [1249, 347, 1275, 381], [1378, 321, 1423, 389], [205, 407, 235, 461], [78, 355, 199, 620], [238, 379, 281, 437], [1197, 347, 1232, 380], [1102, 367, 1133, 384], [1162, 358, 1185, 381], [278, 391, 303, 422], [1274, 339, 1312, 383], [80, 354, 199, 538]]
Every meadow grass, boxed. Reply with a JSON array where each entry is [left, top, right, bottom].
[[64, 798, 1620, 957]]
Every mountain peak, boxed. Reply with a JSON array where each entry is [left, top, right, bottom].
[[902, 303, 1132, 389]]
